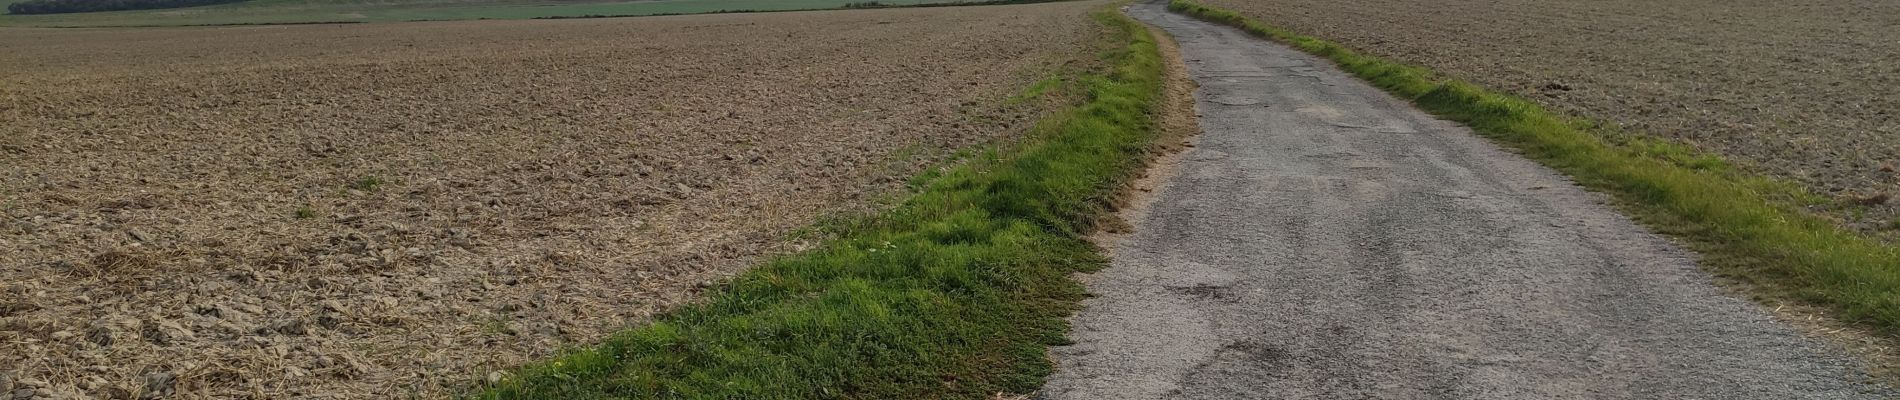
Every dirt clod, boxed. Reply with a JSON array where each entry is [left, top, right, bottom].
[[138, 373, 174, 400]]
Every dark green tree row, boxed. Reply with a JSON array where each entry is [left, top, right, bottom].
[[7, 0, 247, 15]]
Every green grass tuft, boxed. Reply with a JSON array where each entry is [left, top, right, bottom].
[[1169, 0, 1900, 334], [352, 175, 385, 192], [294, 205, 318, 219], [479, 7, 1164, 399]]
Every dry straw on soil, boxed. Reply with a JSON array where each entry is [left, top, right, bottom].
[[1199, 0, 1900, 233], [0, 3, 1100, 398]]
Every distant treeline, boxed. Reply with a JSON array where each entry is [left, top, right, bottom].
[[7, 0, 248, 15]]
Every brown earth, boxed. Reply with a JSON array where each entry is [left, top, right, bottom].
[[0, 2, 1105, 398], [1197, 0, 1900, 233]]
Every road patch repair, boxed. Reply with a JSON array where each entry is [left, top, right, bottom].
[[1039, 1, 1900, 398]]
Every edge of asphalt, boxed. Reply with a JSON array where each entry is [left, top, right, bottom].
[[1090, 12, 1200, 253], [481, 4, 1178, 397]]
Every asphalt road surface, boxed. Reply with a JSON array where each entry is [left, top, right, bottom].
[[1039, 2, 1897, 399]]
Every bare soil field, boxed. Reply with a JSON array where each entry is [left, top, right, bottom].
[[1199, 0, 1900, 232], [0, 2, 1102, 398]]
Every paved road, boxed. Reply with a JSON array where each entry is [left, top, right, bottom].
[[1039, 2, 1896, 399]]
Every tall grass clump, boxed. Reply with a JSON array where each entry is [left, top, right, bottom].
[[480, 7, 1164, 399], [1169, 0, 1900, 333]]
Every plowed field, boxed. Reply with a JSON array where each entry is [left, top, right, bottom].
[[0, 2, 1101, 398], [1199, 0, 1900, 232]]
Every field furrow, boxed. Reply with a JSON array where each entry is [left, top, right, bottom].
[[0, 3, 1102, 397]]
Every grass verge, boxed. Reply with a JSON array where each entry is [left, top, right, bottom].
[[478, 6, 1163, 399], [1167, 0, 1900, 334]]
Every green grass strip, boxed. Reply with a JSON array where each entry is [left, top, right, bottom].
[[1168, 0, 1900, 333], [479, 7, 1163, 399]]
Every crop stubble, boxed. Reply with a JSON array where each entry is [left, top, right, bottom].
[[1198, 0, 1900, 232], [0, 3, 1100, 398]]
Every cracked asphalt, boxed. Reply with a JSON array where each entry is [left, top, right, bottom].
[[1038, 2, 1899, 399]]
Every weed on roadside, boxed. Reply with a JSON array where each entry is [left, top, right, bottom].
[[481, 6, 1165, 399]]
